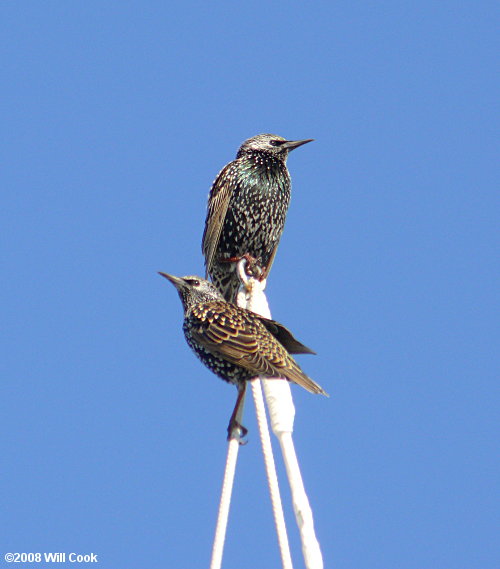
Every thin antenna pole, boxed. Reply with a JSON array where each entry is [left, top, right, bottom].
[[209, 438, 240, 569], [276, 430, 324, 569]]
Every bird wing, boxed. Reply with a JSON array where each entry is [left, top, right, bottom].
[[201, 163, 235, 277], [256, 316, 316, 354], [190, 310, 327, 395], [191, 314, 277, 377]]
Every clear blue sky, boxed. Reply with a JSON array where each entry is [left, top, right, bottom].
[[1, 2, 498, 568]]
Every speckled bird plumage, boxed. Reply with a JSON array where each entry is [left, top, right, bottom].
[[202, 134, 313, 302], [159, 272, 327, 438]]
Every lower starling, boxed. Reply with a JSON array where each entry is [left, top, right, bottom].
[[159, 272, 328, 440], [202, 134, 313, 302]]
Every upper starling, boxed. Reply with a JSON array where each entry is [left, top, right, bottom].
[[202, 134, 313, 302], [159, 272, 328, 440]]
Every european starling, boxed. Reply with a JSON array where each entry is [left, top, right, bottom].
[[159, 272, 328, 440], [202, 134, 313, 302]]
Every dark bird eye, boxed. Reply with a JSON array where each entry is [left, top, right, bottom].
[[269, 139, 285, 147], [187, 279, 200, 286]]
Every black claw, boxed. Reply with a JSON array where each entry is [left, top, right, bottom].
[[227, 420, 248, 445], [244, 256, 263, 280]]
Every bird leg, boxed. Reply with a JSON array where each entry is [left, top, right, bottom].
[[227, 382, 248, 444], [221, 253, 263, 279]]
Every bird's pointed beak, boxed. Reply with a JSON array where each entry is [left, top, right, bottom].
[[282, 138, 314, 151], [158, 271, 184, 289]]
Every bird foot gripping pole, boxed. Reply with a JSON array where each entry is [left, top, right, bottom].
[[237, 259, 325, 569]]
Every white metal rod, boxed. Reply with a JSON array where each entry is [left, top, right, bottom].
[[209, 437, 240, 569], [278, 431, 324, 569]]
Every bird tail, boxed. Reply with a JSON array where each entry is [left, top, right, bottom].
[[285, 364, 329, 396]]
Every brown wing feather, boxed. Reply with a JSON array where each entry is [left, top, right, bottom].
[[193, 326, 281, 379], [190, 307, 328, 395], [190, 313, 260, 364], [201, 163, 235, 277]]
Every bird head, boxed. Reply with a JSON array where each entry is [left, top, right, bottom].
[[236, 134, 313, 162], [158, 272, 224, 310]]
